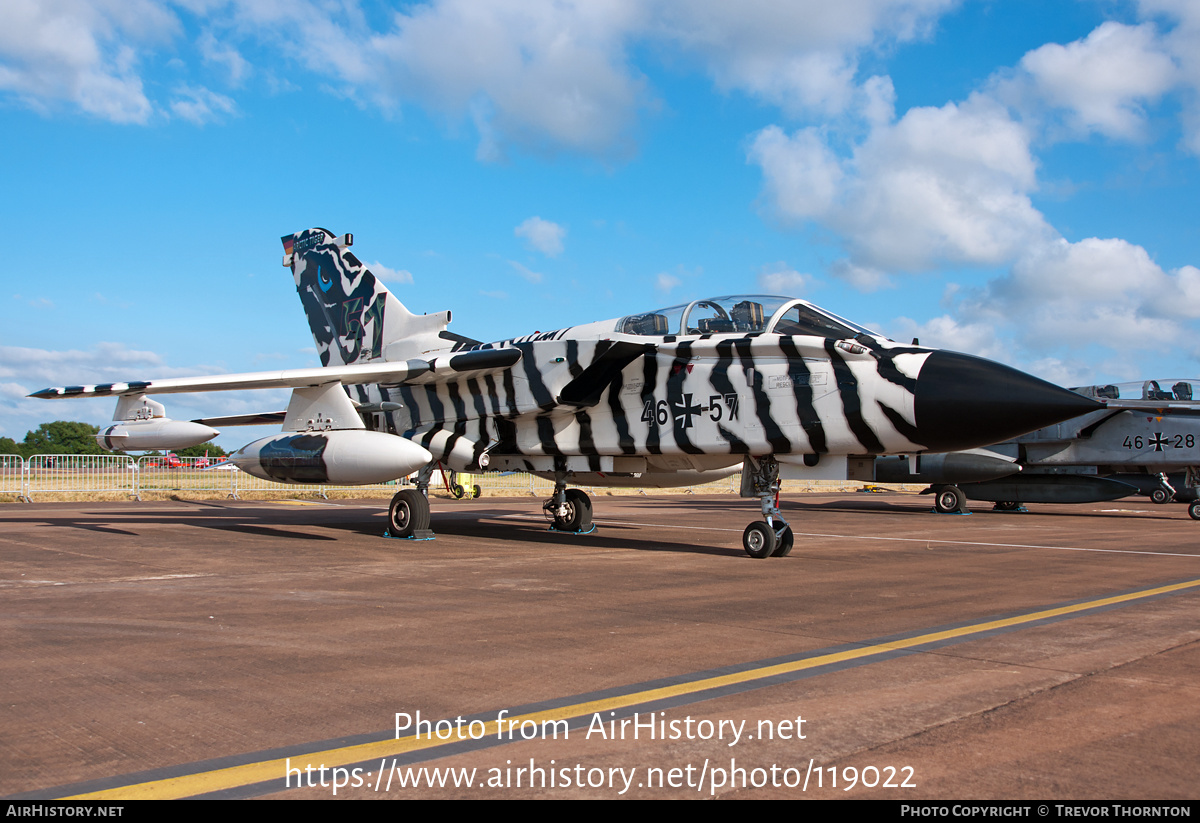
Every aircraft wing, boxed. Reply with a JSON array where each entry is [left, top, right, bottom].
[[28, 348, 523, 398]]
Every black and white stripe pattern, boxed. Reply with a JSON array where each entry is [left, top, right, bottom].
[[368, 332, 929, 470]]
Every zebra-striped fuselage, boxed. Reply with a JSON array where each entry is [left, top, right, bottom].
[[349, 330, 930, 472]]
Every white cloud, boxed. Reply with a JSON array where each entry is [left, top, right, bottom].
[[514, 216, 566, 257], [1139, 0, 1200, 153], [748, 126, 843, 221], [367, 261, 414, 284], [0, 343, 293, 444], [752, 95, 1050, 273], [0, 0, 967, 154], [1001, 21, 1177, 140], [829, 259, 891, 291], [198, 30, 249, 87], [916, 237, 1200, 372], [756, 263, 812, 295], [371, 0, 647, 157], [655, 272, 681, 294], [650, 0, 955, 116], [889, 313, 1007, 362], [0, 0, 176, 123], [168, 84, 236, 124], [744, 15, 1200, 376], [508, 260, 543, 283]]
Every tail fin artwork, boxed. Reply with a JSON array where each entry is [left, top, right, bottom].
[[282, 228, 468, 365]]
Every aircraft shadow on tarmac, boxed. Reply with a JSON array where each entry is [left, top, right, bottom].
[[7, 493, 1186, 559], [17, 506, 342, 542]]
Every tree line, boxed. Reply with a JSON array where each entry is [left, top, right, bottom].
[[0, 421, 227, 459]]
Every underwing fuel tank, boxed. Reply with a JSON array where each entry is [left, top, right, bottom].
[[912, 351, 1102, 452], [231, 430, 433, 485], [874, 450, 1020, 484], [961, 474, 1140, 504], [96, 419, 219, 452]]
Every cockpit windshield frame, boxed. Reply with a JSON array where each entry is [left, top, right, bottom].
[[616, 294, 879, 339]]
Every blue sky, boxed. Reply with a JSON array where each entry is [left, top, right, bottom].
[[3, 0, 1200, 448]]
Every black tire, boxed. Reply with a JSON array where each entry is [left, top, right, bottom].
[[1189, 501, 1200, 521], [743, 521, 776, 559], [389, 489, 430, 538], [1151, 487, 1171, 505], [451, 484, 465, 499], [772, 525, 794, 557], [996, 501, 1019, 511], [934, 486, 964, 513], [555, 489, 593, 532], [472, 485, 482, 499]]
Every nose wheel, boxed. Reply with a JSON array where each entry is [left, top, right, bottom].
[[743, 522, 795, 558]]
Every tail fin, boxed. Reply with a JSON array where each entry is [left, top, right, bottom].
[[282, 228, 461, 366]]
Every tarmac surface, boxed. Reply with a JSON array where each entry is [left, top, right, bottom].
[[2, 490, 1198, 800]]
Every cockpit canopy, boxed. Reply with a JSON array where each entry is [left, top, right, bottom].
[[616, 295, 879, 339], [1074, 379, 1198, 402]]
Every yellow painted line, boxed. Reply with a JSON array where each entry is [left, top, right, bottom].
[[66, 577, 1200, 800]]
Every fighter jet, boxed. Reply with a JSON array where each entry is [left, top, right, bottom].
[[31, 228, 1101, 557], [876, 379, 1200, 520]]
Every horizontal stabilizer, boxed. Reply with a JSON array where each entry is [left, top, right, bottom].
[[193, 412, 287, 428]]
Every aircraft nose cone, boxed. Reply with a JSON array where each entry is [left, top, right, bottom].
[[914, 351, 1101, 452]]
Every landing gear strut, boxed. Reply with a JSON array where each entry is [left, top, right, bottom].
[[1185, 468, 1200, 521], [740, 456, 793, 559], [544, 474, 593, 533], [1151, 473, 1176, 504]]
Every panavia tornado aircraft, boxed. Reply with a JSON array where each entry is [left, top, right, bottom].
[[32, 228, 1101, 557], [875, 379, 1200, 520]]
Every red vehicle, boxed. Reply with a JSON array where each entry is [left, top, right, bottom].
[[146, 453, 183, 468]]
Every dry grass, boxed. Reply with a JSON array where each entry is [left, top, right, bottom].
[[1, 479, 925, 504]]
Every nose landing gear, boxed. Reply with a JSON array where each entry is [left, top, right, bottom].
[[741, 456, 793, 558]]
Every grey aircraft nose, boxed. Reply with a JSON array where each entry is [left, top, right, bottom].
[[914, 350, 1101, 452]]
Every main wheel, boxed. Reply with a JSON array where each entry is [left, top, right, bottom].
[[743, 521, 776, 559], [1151, 487, 1172, 504], [389, 489, 430, 538], [1189, 501, 1200, 521], [995, 501, 1020, 511], [554, 489, 593, 532], [772, 525, 794, 557], [934, 485, 964, 513]]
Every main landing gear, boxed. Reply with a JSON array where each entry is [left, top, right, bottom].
[[544, 475, 594, 533], [1151, 473, 1176, 505], [387, 488, 433, 539], [741, 456, 793, 559], [932, 484, 967, 514], [386, 465, 435, 540], [1184, 468, 1200, 521]]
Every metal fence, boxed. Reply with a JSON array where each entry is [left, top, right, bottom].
[[0, 454, 750, 501], [0, 454, 28, 501], [26, 454, 138, 498]]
